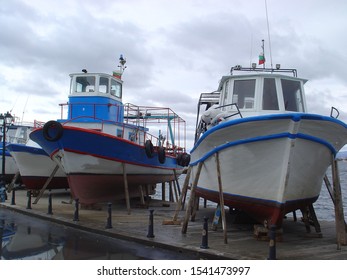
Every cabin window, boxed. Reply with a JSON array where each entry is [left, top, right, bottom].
[[75, 76, 96, 93], [111, 79, 122, 98], [128, 131, 136, 142], [232, 79, 256, 109], [117, 129, 123, 137], [281, 79, 304, 112], [99, 77, 109, 93], [263, 78, 279, 110]]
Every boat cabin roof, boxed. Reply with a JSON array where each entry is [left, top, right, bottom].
[[216, 69, 308, 114], [217, 73, 307, 92], [69, 72, 123, 102]]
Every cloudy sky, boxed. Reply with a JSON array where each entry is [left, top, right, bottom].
[[1, 0, 347, 150]]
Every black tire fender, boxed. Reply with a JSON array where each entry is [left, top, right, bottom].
[[181, 153, 191, 167], [176, 153, 183, 166], [42, 121, 63, 142], [158, 146, 166, 164], [145, 140, 154, 158]]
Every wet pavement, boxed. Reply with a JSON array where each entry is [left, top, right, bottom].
[[0, 207, 201, 260], [1, 188, 347, 260]]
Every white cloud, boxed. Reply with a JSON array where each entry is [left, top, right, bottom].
[[1, 0, 347, 150]]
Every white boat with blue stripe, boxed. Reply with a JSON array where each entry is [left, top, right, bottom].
[[191, 65, 347, 228]]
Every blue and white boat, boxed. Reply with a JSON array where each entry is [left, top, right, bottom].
[[191, 65, 347, 228], [30, 57, 189, 205]]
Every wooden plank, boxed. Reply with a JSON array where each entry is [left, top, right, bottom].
[[331, 158, 347, 246], [215, 152, 228, 244], [33, 164, 59, 204], [122, 163, 131, 214], [163, 166, 192, 225], [161, 182, 166, 201], [138, 185, 145, 205], [7, 171, 20, 192], [182, 162, 202, 234], [173, 169, 181, 195], [323, 174, 335, 204]]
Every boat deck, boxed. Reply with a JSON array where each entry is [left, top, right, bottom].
[[1, 189, 346, 260]]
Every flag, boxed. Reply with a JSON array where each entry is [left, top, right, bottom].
[[259, 52, 265, 65]]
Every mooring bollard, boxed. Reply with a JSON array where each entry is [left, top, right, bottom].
[[26, 191, 32, 209], [147, 209, 155, 238], [268, 225, 277, 260], [105, 202, 112, 229], [47, 193, 53, 215], [11, 189, 16, 205], [200, 216, 209, 249], [73, 198, 79, 221]]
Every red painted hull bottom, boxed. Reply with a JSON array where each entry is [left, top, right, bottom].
[[68, 174, 175, 205], [21, 176, 69, 190], [195, 187, 319, 228]]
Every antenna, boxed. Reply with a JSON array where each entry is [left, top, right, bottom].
[[265, 0, 273, 68], [113, 54, 127, 79], [21, 94, 30, 123]]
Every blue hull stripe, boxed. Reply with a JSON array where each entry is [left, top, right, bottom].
[[190, 132, 336, 166], [30, 128, 179, 170], [6, 143, 48, 156], [191, 113, 347, 154]]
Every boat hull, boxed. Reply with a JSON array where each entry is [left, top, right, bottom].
[[30, 126, 182, 204], [6, 144, 68, 190], [190, 113, 347, 227], [0, 149, 20, 183]]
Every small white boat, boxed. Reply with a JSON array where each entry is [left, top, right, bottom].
[[1, 122, 34, 184], [191, 65, 347, 228], [7, 140, 68, 191]]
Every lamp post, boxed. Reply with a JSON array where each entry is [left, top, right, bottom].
[[0, 112, 13, 199]]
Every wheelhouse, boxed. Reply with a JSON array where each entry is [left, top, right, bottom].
[[218, 70, 307, 117], [64, 73, 124, 123]]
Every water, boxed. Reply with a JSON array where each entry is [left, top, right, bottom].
[[314, 160, 347, 221]]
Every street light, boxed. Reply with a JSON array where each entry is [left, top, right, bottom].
[[0, 111, 14, 202]]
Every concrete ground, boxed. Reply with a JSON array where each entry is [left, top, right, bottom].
[[1, 188, 346, 260]]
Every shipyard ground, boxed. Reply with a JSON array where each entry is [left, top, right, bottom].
[[1, 189, 346, 260]]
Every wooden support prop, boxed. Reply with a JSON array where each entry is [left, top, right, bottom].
[[161, 182, 166, 201], [172, 180, 179, 202], [323, 174, 335, 204], [169, 181, 174, 202], [173, 169, 181, 195], [331, 157, 347, 247], [33, 165, 59, 204], [122, 163, 131, 214], [7, 171, 20, 192], [169, 181, 178, 202], [139, 185, 145, 205], [182, 162, 203, 234], [308, 204, 322, 236], [190, 196, 199, 222], [163, 166, 192, 225], [215, 152, 228, 244]]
